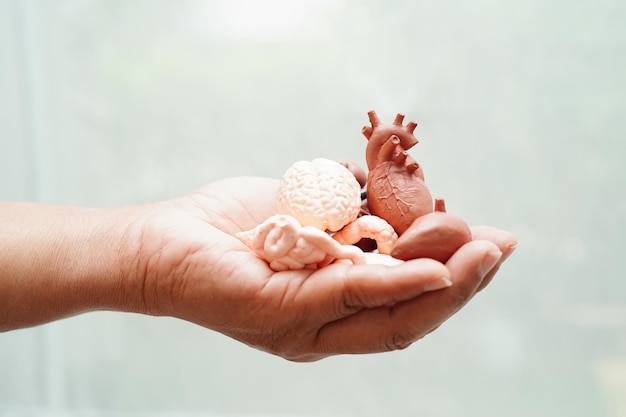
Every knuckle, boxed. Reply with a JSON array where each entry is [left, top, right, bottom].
[[384, 331, 416, 352], [451, 289, 473, 309], [261, 327, 324, 363]]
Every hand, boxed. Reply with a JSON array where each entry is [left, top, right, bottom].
[[131, 177, 517, 362]]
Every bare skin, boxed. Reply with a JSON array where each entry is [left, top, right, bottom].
[[0, 176, 517, 362]]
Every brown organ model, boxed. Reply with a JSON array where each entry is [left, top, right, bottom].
[[362, 111, 471, 262]]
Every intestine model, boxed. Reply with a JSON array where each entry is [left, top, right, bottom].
[[236, 111, 471, 271]]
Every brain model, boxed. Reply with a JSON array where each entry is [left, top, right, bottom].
[[277, 158, 361, 232]]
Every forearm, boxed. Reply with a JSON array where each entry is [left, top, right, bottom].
[[0, 202, 145, 331]]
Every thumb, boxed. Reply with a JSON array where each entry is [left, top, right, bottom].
[[334, 257, 452, 317]]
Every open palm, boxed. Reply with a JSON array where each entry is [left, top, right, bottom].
[[134, 177, 516, 361]]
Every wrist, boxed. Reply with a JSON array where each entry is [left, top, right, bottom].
[[77, 205, 151, 315], [0, 203, 149, 330]]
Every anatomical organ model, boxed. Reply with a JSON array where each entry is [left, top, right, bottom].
[[237, 111, 471, 271]]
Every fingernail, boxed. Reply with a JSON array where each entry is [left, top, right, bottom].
[[501, 242, 518, 263], [480, 250, 502, 277], [424, 276, 453, 292]]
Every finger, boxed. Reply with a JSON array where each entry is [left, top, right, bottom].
[[471, 226, 518, 291], [313, 240, 501, 355], [303, 257, 450, 326], [446, 239, 502, 291], [471, 226, 518, 257], [388, 239, 501, 336], [340, 258, 452, 311]]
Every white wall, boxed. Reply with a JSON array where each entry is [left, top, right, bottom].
[[1, 0, 625, 416]]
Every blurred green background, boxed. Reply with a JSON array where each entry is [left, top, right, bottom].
[[1, 0, 625, 416]]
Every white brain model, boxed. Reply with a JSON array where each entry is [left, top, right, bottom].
[[277, 158, 361, 232]]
